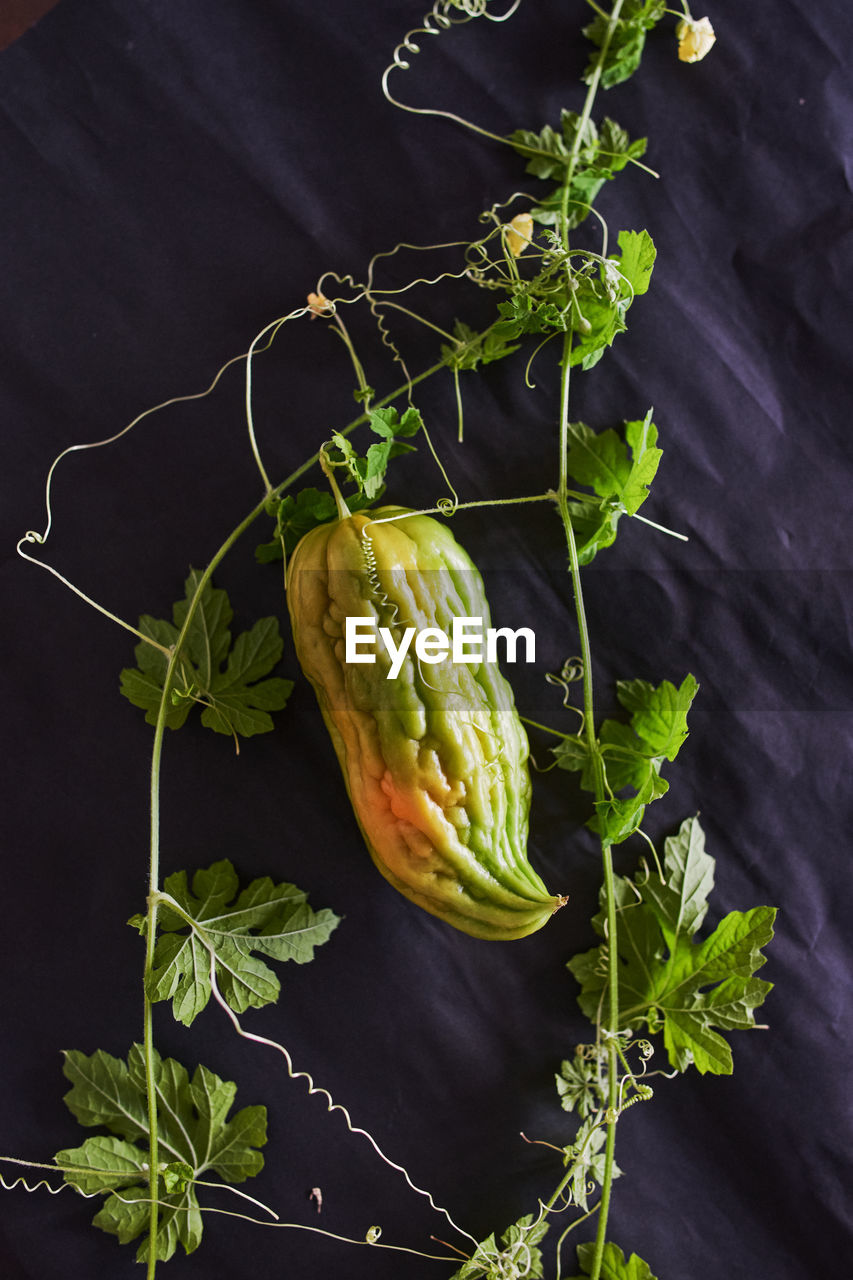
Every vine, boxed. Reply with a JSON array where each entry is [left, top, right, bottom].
[[7, 4, 775, 1280]]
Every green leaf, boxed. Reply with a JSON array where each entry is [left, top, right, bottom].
[[599, 117, 648, 168], [569, 232, 656, 369], [93, 1183, 203, 1263], [57, 1045, 267, 1261], [120, 572, 293, 741], [363, 438, 395, 499], [615, 229, 656, 298], [565, 496, 622, 565], [119, 616, 189, 730], [582, 0, 667, 89], [329, 431, 365, 490], [509, 116, 576, 182], [591, 767, 669, 846], [551, 733, 592, 780], [556, 1048, 608, 1119], [486, 225, 654, 371], [54, 1135, 145, 1194], [638, 802, 714, 937], [554, 674, 697, 842], [146, 858, 340, 1025], [595, 674, 698, 841], [615, 673, 699, 762], [450, 1214, 549, 1279], [509, 114, 647, 230], [440, 319, 521, 372], [327, 404, 421, 500], [493, 291, 570, 340], [563, 1117, 622, 1211], [162, 1161, 194, 1194], [256, 486, 337, 561], [567, 816, 777, 1074], [564, 409, 661, 563], [367, 404, 423, 439], [255, 484, 374, 562], [571, 1239, 659, 1280]]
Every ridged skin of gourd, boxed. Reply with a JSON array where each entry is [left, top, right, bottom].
[[286, 506, 565, 940]]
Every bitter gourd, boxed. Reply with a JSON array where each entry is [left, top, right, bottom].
[[286, 505, 565, 940]]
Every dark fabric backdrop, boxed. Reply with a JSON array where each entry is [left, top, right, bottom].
[[0, 1, 61, 50], [1, 2, 850, 1278]]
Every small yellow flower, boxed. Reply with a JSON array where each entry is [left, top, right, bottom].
[[506, 212, 534, 258], [307, 290, 333, 317], [676, 15, 716, 63]]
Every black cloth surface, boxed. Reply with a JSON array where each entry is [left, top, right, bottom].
[[1, 2, 851, 1278]]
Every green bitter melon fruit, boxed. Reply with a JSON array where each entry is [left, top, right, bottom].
[[286, 504, 565, 940]]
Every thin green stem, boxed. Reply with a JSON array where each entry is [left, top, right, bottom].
[[554, 333, 603, 806], [141, 496, 268, 1276], [555, 1200, 602, 1280], [319, 449, 353, 521], [556, 352, 621, 1277], [332, 313, 373, 410], [631, 511, 689, 541], [15, 540, 173, 656], [417, 491, 555, 517], [553, 5, 626, 1247], [552, 332, 620, 1280], [520, 716, 570, 738], [592, 873, 620, 1268], [137, 356, 452, 1272], [562, 7, 626, 1274], [143, 679, 173, 1273], [245, 316, 292, 495], [452, 366, 465, 441], [141, 630, 187, 1274], [572, 0, 626, 174]]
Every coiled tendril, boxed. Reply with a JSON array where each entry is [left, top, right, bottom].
[[382, 1, 523, 131]]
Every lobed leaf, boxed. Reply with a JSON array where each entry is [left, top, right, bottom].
[[328, 404, 421, 500], [256, 484, 374, 563], [120, 572, 293, 741], [567, 817, 777, 1074], [582, 0, 667, 89], [554, 674, 696, 842], [562, 407, 661, 563], [440, 319, 521, 372], [93, 1183, 203, 1263], [556, 1050, 607, 1119], [144, 858, 340, 1025], [54, 1135, 145, 1195], [570, 232, 656, 370], [509, 113, 648, 230], [563, 1117, 622, 1211], [450, 1214, 549, 1279], [57, 1045, 266, 1262], [571, 1240, 659, 1279]]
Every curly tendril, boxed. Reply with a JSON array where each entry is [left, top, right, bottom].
[[382, 0, 523, 137], [358, 524, 405, 631], [184, 922, 479, 1247], [14, 330, 292, 648]]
